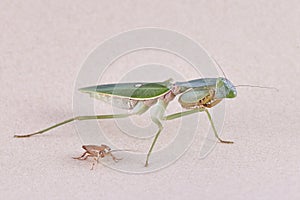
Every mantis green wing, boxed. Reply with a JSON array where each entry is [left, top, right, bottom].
[[79, 81, 172, 110]]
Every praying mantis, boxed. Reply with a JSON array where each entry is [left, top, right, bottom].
[[14, 77, 238, 166]]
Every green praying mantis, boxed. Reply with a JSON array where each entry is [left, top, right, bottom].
[[14, 75, 242, 167]]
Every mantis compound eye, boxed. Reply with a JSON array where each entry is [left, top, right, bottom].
[[215, 77, 237, 99]]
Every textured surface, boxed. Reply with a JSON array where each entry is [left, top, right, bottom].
[[1, 1, 300, 200]]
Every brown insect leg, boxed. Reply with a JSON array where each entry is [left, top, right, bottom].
[[108, 152, 122, 163], [90, 152, 101, 170], [73, 151, 90, 160]]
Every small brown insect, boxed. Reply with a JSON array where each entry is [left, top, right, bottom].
[[73, 144, 122, 170]]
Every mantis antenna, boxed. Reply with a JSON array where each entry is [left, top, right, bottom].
[[211, 56, 227, 79], [211, 56, 278, 91], [235, 85, 279, 91]]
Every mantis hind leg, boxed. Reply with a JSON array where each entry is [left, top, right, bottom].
[[14, 103, 150, 138]]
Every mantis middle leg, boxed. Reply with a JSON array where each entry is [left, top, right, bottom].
[[164, 108, 233, 144]]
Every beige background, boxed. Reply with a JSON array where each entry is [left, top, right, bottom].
[[1, 1, 300, 199]]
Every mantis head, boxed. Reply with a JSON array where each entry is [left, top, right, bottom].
[[215, 77, 237, 99]]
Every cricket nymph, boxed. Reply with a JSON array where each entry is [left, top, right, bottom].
[[73, 144, 122, 170]]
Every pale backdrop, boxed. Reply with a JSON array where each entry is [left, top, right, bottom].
[[1, 1, 299, 200]]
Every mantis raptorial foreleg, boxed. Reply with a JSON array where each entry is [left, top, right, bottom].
[[204, 99, 222, 108], [163, 107, 233, 144]]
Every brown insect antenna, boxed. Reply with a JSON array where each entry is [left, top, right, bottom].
[[110, 149, 139, 153]]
